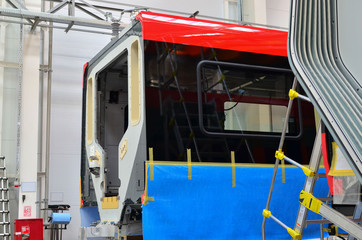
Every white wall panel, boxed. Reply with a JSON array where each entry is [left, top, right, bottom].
[[49, 29, 109, 239], [18, 29, 40, 219], [266, 0, 290, 28], [337, 0, 362, 83], [2, 87, 17, 175], [105, 0, 224, 17]]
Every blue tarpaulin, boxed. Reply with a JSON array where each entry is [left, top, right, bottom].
[[143, 163, 329, 240], [80, 206, 100, 227]]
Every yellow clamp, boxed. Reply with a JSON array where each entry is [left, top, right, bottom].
[[302, 166, 315, 177], [287, 228, 302, 239], [289, 89, 299, 100], [178, 97, 184, 104], [262, 209, 271, 218], [218, 74, 226, 83], [275, 149, 285, 160], [143, 196, 155, 206], [212, 50, 217, 57], [172, 70, 177, 77], [323, 225, 338, 235], [169, 118, 175, 127], [189, 131, 195, 139], [299, 190, 322, 214]]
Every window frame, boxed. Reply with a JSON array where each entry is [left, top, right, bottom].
[[196, 59, 303, 140]]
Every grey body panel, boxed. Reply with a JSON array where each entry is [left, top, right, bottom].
[[288, 0, 362, 182], [81, 16, 145, 237]]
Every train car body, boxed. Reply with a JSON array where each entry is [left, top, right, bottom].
[[80, 11, 325, 239]]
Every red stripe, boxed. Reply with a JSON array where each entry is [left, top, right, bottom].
[[321, 132, 334, 194], [82, 62, 88, 89]]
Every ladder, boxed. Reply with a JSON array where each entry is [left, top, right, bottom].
[[261, 81, 362, 239], [169, 99, 230, 162], [0, 156, 10, 239], [156, 42, 202, 162]]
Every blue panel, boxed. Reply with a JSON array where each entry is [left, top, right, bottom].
[[80, 206, 100, 227], [143, 164, 329, 240]]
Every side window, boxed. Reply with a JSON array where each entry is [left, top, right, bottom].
[[86, 77, 94, 145], [224, 102, 288, 133], [198, 61, 297, 136], [130, 39, 141, 126], [144, 42, 310, 164]]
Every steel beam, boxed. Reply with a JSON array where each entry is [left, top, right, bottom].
[[30, 17, 40, 32], [0, 18, 112, 34], [75, 4, 104, 21], [0, 7, 126, 30], [5, 0, 34, 25], [46, 0, 67, 14], [5, 0, 27, 10]]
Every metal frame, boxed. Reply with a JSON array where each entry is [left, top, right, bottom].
[[0, 7, 116, 29], [292, 123, 323, 238]]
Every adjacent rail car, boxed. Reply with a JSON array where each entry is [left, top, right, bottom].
[[80, 11, 318, 238]]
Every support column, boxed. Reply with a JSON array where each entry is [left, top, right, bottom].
[[0, 0, 6, 158], [17, 27, 41, 219]]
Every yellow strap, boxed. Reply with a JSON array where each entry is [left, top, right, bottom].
[[299, 190, 322, 214], [187, 149, 192, 180], [149, 148, 154, 181], [275, 149, 285, 183], [282, 159, 286, 183], [231, 151, 236, 187], [143, 162, 155, 206], [287, 227, 302, 239], [143, 196, 155, 205], [80, 179, 83, 208], [289, 89, 299, 100]]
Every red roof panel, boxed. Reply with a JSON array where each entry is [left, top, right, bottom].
[[136, 11, 288, 57]]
